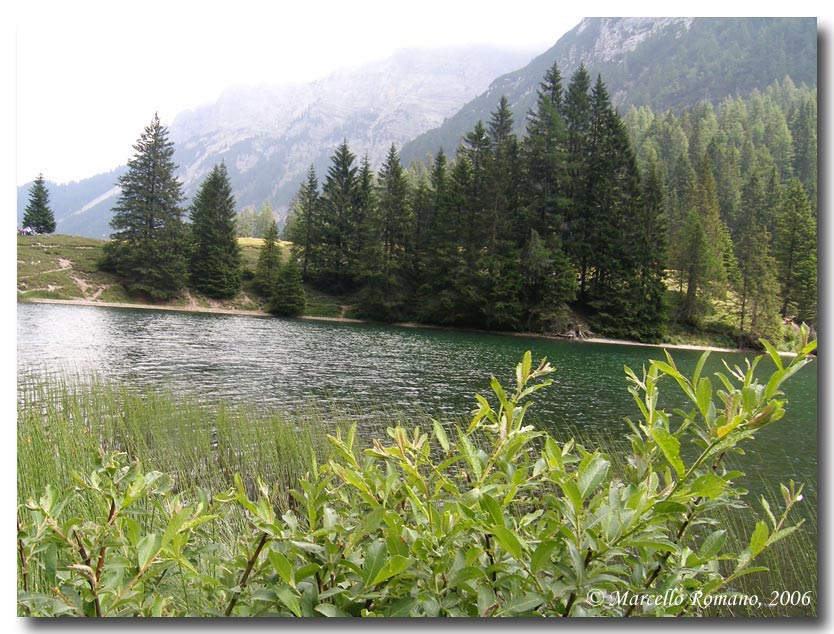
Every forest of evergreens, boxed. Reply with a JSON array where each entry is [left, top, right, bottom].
[[84, 62, 816, 348], [284, 67, 816, 346]]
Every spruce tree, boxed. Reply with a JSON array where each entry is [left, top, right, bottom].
[[269, 255, 307, 317], [189, 163, 241, 299], [358, 144, 411, 320], [773, 179, 817, 321], [255, 220, 282, 297], [320, 140, 359, 290], [102, 114, 187, 300], [22, 174, 56, 233], [285, 165, 321, 279]]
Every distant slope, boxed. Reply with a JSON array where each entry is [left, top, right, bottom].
[[400, 17, 816, 165], [18, 46, 534, 239]]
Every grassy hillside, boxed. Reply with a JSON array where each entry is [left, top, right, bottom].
[[17, 235, 348, 317]]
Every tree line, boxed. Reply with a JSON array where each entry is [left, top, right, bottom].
[[285, 64, 668, 341], [285, 65, 816, 344], [28, 64, 813, 347], [98, 114, 305, 316]]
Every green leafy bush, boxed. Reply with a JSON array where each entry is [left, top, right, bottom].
[[18, 327, 816, 616]]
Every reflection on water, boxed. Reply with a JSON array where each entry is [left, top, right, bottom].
[[17, 303, 817, 503]]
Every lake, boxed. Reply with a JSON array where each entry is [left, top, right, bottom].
[[17, 302, 817, 508]]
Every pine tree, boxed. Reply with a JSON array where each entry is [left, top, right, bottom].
[[22, 174, 56, 233], [562, 64, 593, 296], [189, 163, 242, 299], [358, 144, 411, 320], [102, 114, 187, 300], [773, 179, 817, 321], [678, 208, 713, 325], [523, 62, 568, 237], [320, 141, 359, 290], [269, 255, 307, 317], [285, 165, 321, 279], [255, 220, 282, 297]]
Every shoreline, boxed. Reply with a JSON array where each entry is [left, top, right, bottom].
[[23, 297, 775, 355]]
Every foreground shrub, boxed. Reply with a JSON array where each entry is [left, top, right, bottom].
[[18, 327, 816, 616]]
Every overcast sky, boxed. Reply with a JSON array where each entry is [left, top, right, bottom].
[[13, 1, 582, 186], [12, 1, 830, 188]]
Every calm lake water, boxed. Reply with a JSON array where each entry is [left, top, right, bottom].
[[17, 302, 818, 507]]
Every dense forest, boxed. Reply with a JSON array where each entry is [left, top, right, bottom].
[[283, 66, 817, 345], [90, 63, 816, 348]]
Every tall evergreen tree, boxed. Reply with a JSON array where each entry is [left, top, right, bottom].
[[678, 208, 713, 324], [269, 255, 307, 317], [102, 114, 187, 300], [255, 220, 282, 297], [562, 64, 593, 296], [285, 165, 321, 279], [773, 179, 817, 321], [359, 144, 411, 320], [22, 174, 56, 233], [523, 62, 568, 237], [189, 163, 241, 299], [320, 141, 359, 290]]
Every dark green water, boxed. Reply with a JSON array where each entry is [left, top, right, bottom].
[[17, 302, 817, 506]]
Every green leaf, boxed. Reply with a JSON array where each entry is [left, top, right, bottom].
[[137, 533, 159, 570], [559, 479, 583, 513], [161, 508, 190, 547], [492, 525, 525, 561], [372, 555, 412, 585], [760, 339, 784, 371], [750, 521, 769, 557], [449, 566, 487, 587], [431, 419, 450, 453], [504, 592, 544, 615], [692, 351, 710, 387], [654, 501, 687, 515], [268, 549, 294, 587], [690, 474, 727, 500], [521, 351, 532, 383], [362, 540, 387, 588], [479, 494, 503, 526], [315, 603, 350, 617], [531, 540, 558, 573], [544, 436, 564, 471], [578, 454, 610, 499], [695, 377, 713, 419], [649, 427, 685, 479], [277, 586, 302, 617], [698, 530, 727, 560]]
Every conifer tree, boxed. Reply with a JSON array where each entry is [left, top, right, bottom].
[[359, 144, 411, 320], [678, 208, 713, 324], [22, 174, 56, 233], [189, 163, 241, 299], [320, 141, 359, 290], [523, 62, 568, 237], [269, 255, 307, 317], [102, 114, 187, 300], [773, 179, 817, 321], [285, 165, 321, 279], [562, 64, 593, 296], [255, 220, 281, 297]]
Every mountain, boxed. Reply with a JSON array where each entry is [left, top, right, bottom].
[[18, 46, 535, 238], [399, 17, 817, 166]]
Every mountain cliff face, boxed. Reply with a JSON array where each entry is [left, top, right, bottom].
[[20, 46, 534, 238], [399, 17, 816, 165]]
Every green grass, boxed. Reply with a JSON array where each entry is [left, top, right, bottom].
[[17, 374, 333, 512]]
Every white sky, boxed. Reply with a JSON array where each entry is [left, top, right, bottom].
[[12, 0, 583, 186], [11, 1, 830, 187]]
